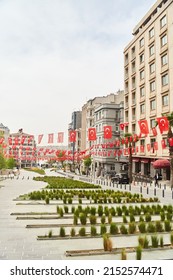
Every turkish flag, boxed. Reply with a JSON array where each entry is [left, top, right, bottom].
[[161, 139, 167, 149], [69, 130, 76, 142], [28, 136, 34, 144], [103, 126, 112, 139], [151, 127, 157, 136], [0, 138, 4, 144], [138, 120, 149, 135], [140, 145, 145, 153], [88, 128, 97, 141], [157, 117, 169, 134], [169, 138, 173, 147], [119, 123, 125, 130], [147, 143, 151, 151], [21, 136, 26, 145], [8, 137, 12, 145], [48, 134, 54, 144], [133, 134, 138, 142], [14, 137, 19, 145], [154, 142, 158, 150], [57, 132, 64, 143]]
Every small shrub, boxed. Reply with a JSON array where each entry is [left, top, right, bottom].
[[143, 236, 149, 249], [73, 215, 78, 225], [160, 236, 164, 247], [64, 206, 69, 214], [59, 208, 64, 217], [79, 227, 86, 236], [155, 221, 163, 232], [136, 246, 142, 260], [108, 214, 112, 224], [164, 220, 172, 232], [78, 198, 82, 204], [89, 215, 97, 225], [170, 233, 173, 246], [103, 234, 113, 251], [128, 222, 136, 234], [71, 206, 75, 213], [110, 223, 119, 235], [68, 197, 73, 204], [116, 207, 122, 216], [120, 225, 128, 234], [145, 213, 151, 222], [45, 196, 49, 204], [160, 212, 165, 221], [91, 226, 97, 236], [166, 212, 172, 221], [151, 235, 159, 248], [147, 222, 156, 233], [79, 213, 87, 225], [100, 224, 107, 235], [110, 207, 116, 216], [98, 205, 103, 217], [121, 249, 127, 260], [139, 215, 144, 222], [101, 215, 106, 224], [70, 228, 76, 237], [138, 236, 144, 247], [90, 207, 96, 215], [123, 215, 128, 223], [59, 227, 65, 237], [138, 222, 146, 233], [48, 230, 52, 238], [130, 214, 135, 223]]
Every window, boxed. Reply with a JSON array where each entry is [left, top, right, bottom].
[[149, 27, 154, 39], [131, 46, 135, 59], [150, 63, 155, 74], [132, 61, 135, 73], [162, 95, 169, 106], [125, 81, 129, 93], [140, 87, 145, 97], [162, 73, 168, 86], [161, 53, 168, 66], [140, 70, 144, 80], [125, 53, 129, 64], [149, 45, 154, 56], [140, 139, 145, 146], [132, 108, 136, 120], [150, 81, 155, 92], [132, 77, 136, 88], [150, 119, 156, 128], [150, 99, 156, 110], [140, 103, 145, 114], [140, 53, 144, 63], [115, 124, 119, 132], [160, 15, 167, 28], [151, 138, 156, 148], [161, 34, 167, 47], [139, 38, 144, 48]]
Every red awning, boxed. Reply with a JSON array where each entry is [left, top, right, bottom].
[[152, 159, 170, 169], [132, 158, 140, 162]]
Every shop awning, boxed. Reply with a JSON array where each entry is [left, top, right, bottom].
[[141, 159, 149, 163], [132, 158, 140, 162], [152, 159, 170, 169]]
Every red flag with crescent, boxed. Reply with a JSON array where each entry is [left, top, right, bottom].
[[38, 134, 43, 144], [103, 126, 112, 139], [151, 127, 157, 136], [119, 123, 125, 130], [138, 120, 149, 135], [156, 117, 169, 134], [88, 128, 97, 141], [69, 130, 76, 142]]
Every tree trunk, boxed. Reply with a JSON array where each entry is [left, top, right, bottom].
[[128, 145, 133, 183], [168, 126, 173, 188]]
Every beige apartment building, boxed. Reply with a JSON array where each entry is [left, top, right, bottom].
[[124, 0, 173, 179]]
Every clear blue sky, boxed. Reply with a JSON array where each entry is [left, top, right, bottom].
[[0, 0, 156, 144]]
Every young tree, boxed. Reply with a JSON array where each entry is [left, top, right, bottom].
[[0, 152, 6, 170], [6, 158, 16, 169], [166, 112, 173, 188], [83, 156, 92, 176]]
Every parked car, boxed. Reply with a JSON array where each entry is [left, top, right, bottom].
[[111, 173, 129, 184]]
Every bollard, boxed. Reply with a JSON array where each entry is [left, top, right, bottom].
[[162, 189, 165, 198], [140, 186, 142, 193], [124, 184, 126, 190], [147, 187, 149, 195], [120, 184, 122, 189], [154, 188, 156, 196], [164, 184, 166, 190], [129, 184, 131, 191], [116, 183, 118, 188]]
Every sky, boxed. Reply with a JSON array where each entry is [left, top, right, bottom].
[[0, 0, 156, 144]]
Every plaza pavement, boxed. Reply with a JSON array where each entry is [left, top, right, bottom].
[[0, 169, 173, 260]]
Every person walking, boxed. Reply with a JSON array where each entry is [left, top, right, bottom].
[[154, 173, 159, 187]]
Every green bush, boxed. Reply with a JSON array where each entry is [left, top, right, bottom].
[[170, 233, 173, 245], [155, 221, 163, 232], [59, 227, 65, 237], [68, 197, 73, 204], [103, 234, 113, 251], [145, 213, 152, 222], [79, 213, 87, 225], [120, 225, 128, 234], [136, 246, 142, 260], [98, 205, 103, 217], [110, 223, 119, 235], [139, 215, 144, 222], [166, 212, 172, 221], [110, 207, 116, 216], [70, 228, 76, 237], [143, 236, 149, 249], [73, 215, 78, 225], [151, 235, 159, 248], [101, 215, 106, 224], [59, 208, 64, 217], [160, 236, 164, 247], [147, 222, 156, 233], [130, 214, 135, 223], [89, 215, 97, 225], [123, 215, 128, 223], [121, 249, 127, 260], [164, 220, 172, 232], [45, 196, 50, 204], [91, 226, 97, 236], [64, 206, 69, 214], [138, 222, 146, 233], [100, 224, 107, 235], [48, 230, 52, 238], [108, 214, 112, 224], [90, 207, 96, 216], [160, 212, 165, 221], [128, 222, 136, 234], [79, 227, 86, 236]]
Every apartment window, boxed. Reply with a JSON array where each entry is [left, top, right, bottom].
[[160, 15, 167, 28], [162, 73, 169, 86], [150, 80, 155, 92], [132, 108, 136, 120], [125, 53, 129, 64], [140, 87, 145, 97], [131, 46, 135, 59], [132, 61, 136, 73], [115, 110, 119, 120], [132, 92, 136, 105], [151, 138, 156, 148], [140, 70, 144, 80], [149, 45, 154, 56], [132, 77, 136, 89], [150, 119, 156, 128], [139, 37, 144, 48], [115, 124, 119, 132], [125, 81, 129, 93], [150, 62, 155, 74], [125, 67, 128, 78], [149, 27, 154, 39], [161, 34, 167, 47], [140, 53, 144, 64], [161, 53, 168, 66], [132, 124, 136, 134], [162, 94, 169, 106], [140, 103, 145, 114], [140, 139, 145, 146], [150, 99, 156, 110]]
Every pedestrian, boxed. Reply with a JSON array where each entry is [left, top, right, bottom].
[[154, 174, 159, 187]]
